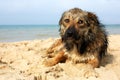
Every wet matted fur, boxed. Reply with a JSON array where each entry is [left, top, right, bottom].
[[44, 8, 108, 68]]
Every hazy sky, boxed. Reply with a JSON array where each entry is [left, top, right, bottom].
[[0, 0, 120, 25]]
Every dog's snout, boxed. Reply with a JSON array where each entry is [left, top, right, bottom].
[[67, 31, 73, 37], [66, 27, 75, 37]]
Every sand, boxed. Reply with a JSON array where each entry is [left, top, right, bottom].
[[0, 35, 120, 80]]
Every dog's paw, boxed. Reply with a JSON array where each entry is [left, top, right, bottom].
[[43, 58, 57, 67], [46, 48, 54, 54]]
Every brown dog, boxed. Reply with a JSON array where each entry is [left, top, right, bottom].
[[44, 8, 108, 68]]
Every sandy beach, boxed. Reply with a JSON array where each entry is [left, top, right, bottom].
[[0, 35, 120, 80]]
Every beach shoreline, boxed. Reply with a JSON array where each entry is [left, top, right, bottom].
[[0, 35, 120, 80], [0, 25, 120, 42]]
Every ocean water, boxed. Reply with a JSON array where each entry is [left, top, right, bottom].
[[0, 25, 60, 42], [0, 25, 120, 42]]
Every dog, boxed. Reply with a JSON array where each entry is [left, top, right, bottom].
[[44, 8, 108, 68]]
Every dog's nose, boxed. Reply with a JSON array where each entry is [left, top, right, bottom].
[[65, 27, 75, 38], [67, 31, 73, 37]]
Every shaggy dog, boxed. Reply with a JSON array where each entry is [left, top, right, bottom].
[[44, 8, 108, 68]]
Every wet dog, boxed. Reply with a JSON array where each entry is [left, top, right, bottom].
[[44, 8, 108, 68]]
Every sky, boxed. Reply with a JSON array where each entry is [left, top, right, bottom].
[[0, 0, 120, 25]]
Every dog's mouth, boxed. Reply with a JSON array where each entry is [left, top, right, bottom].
[[65, 37, 74, 42], [66, 37, 73, 40], [62, 35, 73, 42]]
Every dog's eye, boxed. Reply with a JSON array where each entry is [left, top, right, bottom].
[[64, 19, 70, 23], [77, 20, 83, 24]]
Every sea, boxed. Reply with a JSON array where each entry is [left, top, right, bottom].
[[0, 25, 120, 42]]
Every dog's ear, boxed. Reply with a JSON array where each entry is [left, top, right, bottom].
[[59, 15, 63, 32], [59, 12, 66, 33], [59, 16, 62, 26], [59, 12, 65, 25], [87, 12, 100, 25], [59, 12, 64, 34]]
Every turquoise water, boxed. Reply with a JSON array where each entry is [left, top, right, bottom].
[[0, 25, 60, 42], [105, 24, 120, 34], [0, 25, 120, 42]]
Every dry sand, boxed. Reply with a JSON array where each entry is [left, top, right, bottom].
[[0, 35, 120, 80]]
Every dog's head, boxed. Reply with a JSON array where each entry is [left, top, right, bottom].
[[59, 8, 100, 43]]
